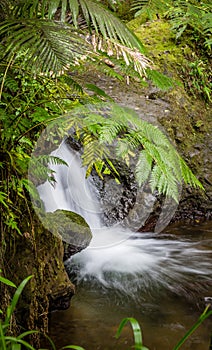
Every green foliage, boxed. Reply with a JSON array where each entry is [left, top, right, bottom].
[[115, 317, 149, 350], [131, 0, 170, 20], [180, 59, 212, 102], [0, 0, 150, 79], [0, 20, 90, 76], [0, 49, 81, 237], [116, 309, 212, 350], [146, 68, 174, 90], [166, 1, 212, 50], [0, 275, 87, 349], [131, 0, 212, 52], [10, 0, 144, 51], [0, 271, 16, 289], [0, 276, 34, 350], [61, 103, 203, 202]]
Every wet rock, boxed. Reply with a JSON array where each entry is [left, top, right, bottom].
[[44, 209, 92, 260], [92, 161, 137, 226]]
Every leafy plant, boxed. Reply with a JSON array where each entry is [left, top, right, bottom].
[[0, 0, 150, 79], [181, 59, 212, 102], [131, 0, 170, 20], [0, 274, 87, 349], [56, 103, 203, 202], [166, 0, 212, 50], [0, 275, 36, 350]]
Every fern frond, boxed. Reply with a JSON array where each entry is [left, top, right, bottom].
[[179, 158, 204, 189], [63, 102, 203, 201], [131, 0, 170, 19], [0, 0, 11, 21], [29, 154, 68, 184], [99, 120, 126, 144], [167, 0, 212, 49], [116, 139, 133, 159], [135, 150, 153, 186]]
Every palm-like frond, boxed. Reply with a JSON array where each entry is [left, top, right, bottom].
[[0, 0, 11, 21], [12, 0, 145, 52], [0, 19, 91, 75], [0, 0, 152, 80]]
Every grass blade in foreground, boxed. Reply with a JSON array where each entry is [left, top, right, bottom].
[[5, 275, 33, 326], [115, 317, 149, 350], [173, 305, 212, 350]]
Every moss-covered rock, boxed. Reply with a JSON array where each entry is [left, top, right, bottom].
[[2, 212, 75, 348], [43, 209, 92, 260], [75, 18, 211, 223], [127, 18, 212, 222]]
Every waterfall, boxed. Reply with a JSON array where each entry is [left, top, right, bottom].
[[37, 142, 212, 299], [37, 141, 102, 229]]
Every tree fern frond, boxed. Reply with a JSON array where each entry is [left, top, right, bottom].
[[179, 158, 204, 189], [135, 150, 152, 186], [99, 120, 126, 144], [63, 102, 203, 201], [116, 139, 133, 159]]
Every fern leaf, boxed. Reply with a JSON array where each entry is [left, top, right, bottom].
[[135, 150, 152, 186], [99, 120, 126, 144]]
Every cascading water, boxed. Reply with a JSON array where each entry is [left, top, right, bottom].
[[38, 141, 212, 301]]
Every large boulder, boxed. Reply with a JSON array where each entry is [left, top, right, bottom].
[[44, 209, 92, 260]]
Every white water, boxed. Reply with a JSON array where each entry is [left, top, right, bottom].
[[38, 142, 212, 298]]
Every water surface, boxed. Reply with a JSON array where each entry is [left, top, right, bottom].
[[49, 222, 212, 350]]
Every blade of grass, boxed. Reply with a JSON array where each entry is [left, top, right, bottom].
[[0, 276, 17, 288], [115, 317, 149, 350], [5, 275, 33, 325], [0, 321, 7, 350], [43, 332, 57, 350], [173, 305, 212, 350], [12, 344, 21, 350], [4, 337, 36, 349], [17, 330, 39, 339]]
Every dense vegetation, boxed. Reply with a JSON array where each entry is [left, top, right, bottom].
[[0, 0, 211, 348]]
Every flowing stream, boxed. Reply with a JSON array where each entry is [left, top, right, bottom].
[[38, 142, 212, 349]]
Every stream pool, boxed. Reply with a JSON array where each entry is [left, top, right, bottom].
[[49, 222, 212, 350]]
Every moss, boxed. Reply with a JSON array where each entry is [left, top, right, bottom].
[[43, 209, 92, 259], [129, 19, 192, 75], [3, 211, 76, 347]]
